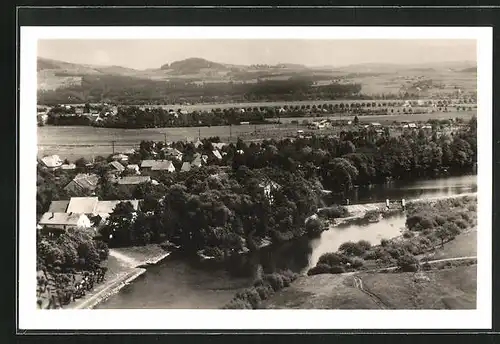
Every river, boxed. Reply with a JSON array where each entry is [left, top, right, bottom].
[[96, 174, 477, 309]]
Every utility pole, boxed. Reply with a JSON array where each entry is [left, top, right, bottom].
[[111, 140, 115, 155], [229, 124, 232, 139], [198, 128, 201, 139], [164, 133, 167, 145]]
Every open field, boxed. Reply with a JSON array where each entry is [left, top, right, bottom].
[[37, 110, 475, 161], [263, 265, 476, 309], [419, 230, 477, 261]]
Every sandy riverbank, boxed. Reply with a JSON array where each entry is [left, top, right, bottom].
[[71, 245, 171, 309]]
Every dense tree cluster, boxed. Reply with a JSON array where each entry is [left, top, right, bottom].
[[36, 228, 109, 308], [100, 166, 325, 254], [38, 75, 363, 105]]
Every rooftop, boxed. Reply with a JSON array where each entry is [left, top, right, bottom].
[[66, 197, 99, 214], [94, 200, 140, 214], [47, 200, 70, 213], [109, 161, 125, 172], [41, 155, 63, 168], [39, 212, 87, 226], [117, 175, 151, 185]]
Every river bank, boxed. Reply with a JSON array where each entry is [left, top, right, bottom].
[[71, 245, 171, 309]]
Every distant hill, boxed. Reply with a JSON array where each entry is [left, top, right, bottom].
[[36, 56, 477, 101], [460, 67, 477, 73], [161, 58, 229, 73]]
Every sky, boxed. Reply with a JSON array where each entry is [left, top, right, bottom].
[[37, 39, 476, 70]]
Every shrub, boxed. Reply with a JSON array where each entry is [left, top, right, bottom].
[[422, 228, 432, 235], [240, 288, 261, 308], [380, 238, 390, 247], [330, 265, 346, 274], [305, 217, 326, 234], [263, 273, 284, 291], [223, 298, 252, 309], [454, 219, 468, 230], [402, 231, 414, 239], [339, 241, 367, 256], [308, 263, 332, 276], [318, 205, 349, 219], [255, 285, 273, 300], [460, 212, 471, 222], [357, 240, 371, 251], [434, 215, 446, 226], [350, 257, 365, 269], [318, 252, 345, 266], [397, 254, 420, 272]]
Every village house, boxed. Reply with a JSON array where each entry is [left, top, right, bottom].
[[47, 200, 70, 213], [181, 162, 191, 172], [41, 155, 63, 169], [111, 153, 129, 162], [212, 150, 223, 160], [117, 175, 152, 185], [191, 157, 202, 168], [64, 173, 99, 196], [60, 163, 76, 170], [126, 164, 140, 174], [93, 199, 141, 221], [163, 147, 183, 161], [140, 160, 175, 172], [194, 139, 203, 149], [211, 142, 227, 150], [38, 212, 91, 235], [66, 196, 99, 214], [108, 161, 125, 174]]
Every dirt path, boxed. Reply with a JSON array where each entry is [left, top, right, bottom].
[[352, 276, 388, 309]]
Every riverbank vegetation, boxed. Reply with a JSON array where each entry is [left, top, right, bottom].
[[307, 195, 477, 276], [223, 270, 299, 309], [36, 228, 109, 309]]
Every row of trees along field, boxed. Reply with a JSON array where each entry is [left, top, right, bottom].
[[38, 76, 363, 105], [46, 98, 475, 128], [37, 117, 476, 255]]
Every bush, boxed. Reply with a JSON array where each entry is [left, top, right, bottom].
[[263, 273, 284, 291], [454, 219, 468, 230], [318, 205, 349, 219], [402, 231, 414, 239], [330, 265, 346, 273], [434, 215, 446, 226], [307, 263, 331, 275], [318, 252, 345, 266], [305, 217, 326, 234], [380, 238, 390, 247], [255, 285, 273, 300], [350, 257, 365, 269], [223, 298, 252, 309], [397, 254, 420, 272], [339, 241, 367, 256]]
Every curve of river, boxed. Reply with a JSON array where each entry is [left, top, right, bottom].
[[96, 174, 477, 309]]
